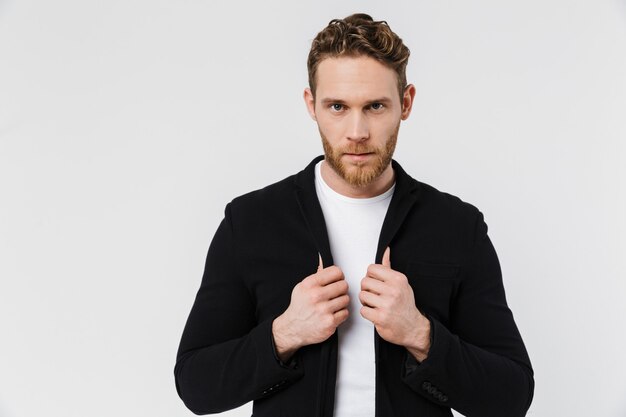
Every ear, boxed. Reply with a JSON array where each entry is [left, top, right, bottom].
[[303, 87, 317, 121], [400, 84, 416, 121]]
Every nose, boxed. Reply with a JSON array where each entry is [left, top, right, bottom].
[[346, 112, 369, 142]]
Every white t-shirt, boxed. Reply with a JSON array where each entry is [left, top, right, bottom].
[[314, 160, 395, 417]]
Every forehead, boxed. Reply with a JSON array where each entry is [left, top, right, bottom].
[[315, 56, 399, 103]]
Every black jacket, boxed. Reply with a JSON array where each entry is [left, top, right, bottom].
[[174, 155, 534, 417]]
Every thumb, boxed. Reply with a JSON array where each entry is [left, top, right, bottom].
[[382, 246, 391, 268], [318, 253, 324, 271]]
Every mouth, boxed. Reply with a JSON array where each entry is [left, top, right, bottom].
[[344, 152, 374, 161], [344, 151, 374, 156]]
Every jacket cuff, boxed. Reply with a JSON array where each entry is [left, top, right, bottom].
[[270, 317, 299, 370], [401, 316, 453, 405], [252, 317, 305, 399]]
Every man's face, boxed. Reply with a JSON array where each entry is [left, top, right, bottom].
[[304, 56, 414, 188]]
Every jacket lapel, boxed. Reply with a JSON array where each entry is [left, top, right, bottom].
[[374, 159, 421, 263], [293, 155, 334, 267]]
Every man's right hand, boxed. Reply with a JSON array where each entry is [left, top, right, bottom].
[[272, 255, 349, 362]]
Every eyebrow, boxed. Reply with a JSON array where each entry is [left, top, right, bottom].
[[320, 97, 394, 106]]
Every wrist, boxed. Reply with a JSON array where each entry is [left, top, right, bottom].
[[405, 314, 431, 363], [272, 314, 301, 362]]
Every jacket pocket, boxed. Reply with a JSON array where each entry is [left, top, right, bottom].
[[405, 262, 460, 324]]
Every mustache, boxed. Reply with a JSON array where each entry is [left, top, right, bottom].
[[339, 145, 378, 155]]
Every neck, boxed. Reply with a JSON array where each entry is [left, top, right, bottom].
[[320, 160, 395, 198]]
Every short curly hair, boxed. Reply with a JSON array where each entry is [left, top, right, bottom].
[[307, 13, 411, 103]]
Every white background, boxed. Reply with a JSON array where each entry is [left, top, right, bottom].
[[1, 1, 625, 416]]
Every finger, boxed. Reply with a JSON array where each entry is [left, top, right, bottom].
[[358, 290, 380, 308], [382, 246, 391, 268], [333, 308, 349, 326], [321, 278, 349, 299], [360, 305, 377, 323], [315, 265, 344, 286], [318, 253, 323, 271], [366, 263, 394, 282], [327, 294, 350, 312], [361, 276, 385, 295]]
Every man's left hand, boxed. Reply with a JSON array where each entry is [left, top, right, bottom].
[[359, 247, 431, 362]]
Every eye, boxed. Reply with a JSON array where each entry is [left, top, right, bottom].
[[370, 102, 384, 111], [330, 103, 344, 112]]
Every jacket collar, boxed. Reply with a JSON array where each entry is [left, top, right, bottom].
[[293, 155, 421, 266]]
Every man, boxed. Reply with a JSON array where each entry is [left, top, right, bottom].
[[174, 13, 534, 417]]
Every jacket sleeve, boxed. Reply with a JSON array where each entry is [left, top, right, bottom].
[[174, 203, 304, 415], [400, 210, 534, 417]]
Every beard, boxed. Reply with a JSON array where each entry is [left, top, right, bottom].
[[320, 121, 399, 188]]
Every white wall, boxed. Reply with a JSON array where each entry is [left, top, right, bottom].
[[1, 1, 625, 416]]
